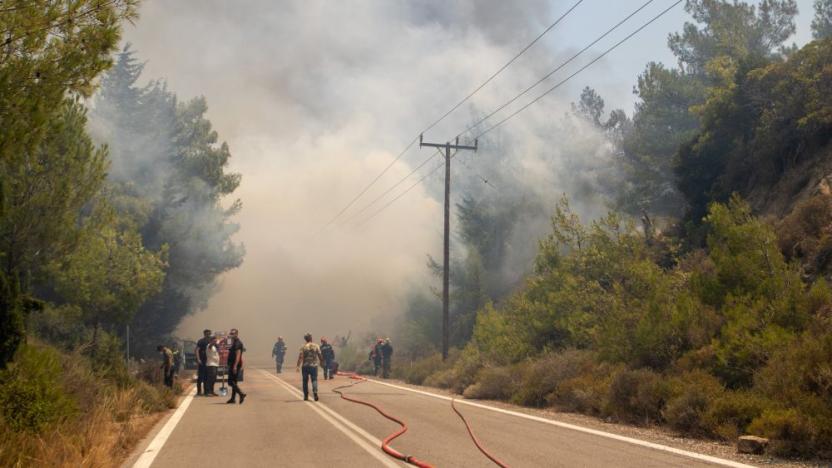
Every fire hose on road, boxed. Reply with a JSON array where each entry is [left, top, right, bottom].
[[333, 372, 434, 468], [334, 371, 510, 467]]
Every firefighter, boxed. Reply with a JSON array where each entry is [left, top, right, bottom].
[[157, 344, 175, 388], [381, 338, 393, 378], [320, 337, 335, 380], [195, 329, 211, 395], [226, 328, 247, 404], [272, 336, 287, 373], [369, 338, 383, 376]]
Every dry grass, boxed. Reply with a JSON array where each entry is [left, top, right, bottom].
[[0, 386, 165, 468], [0, 385, 169, 467]]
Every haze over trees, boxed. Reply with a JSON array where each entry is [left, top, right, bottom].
[[0, 3, 243, 464], [393, 0, 832, 458]]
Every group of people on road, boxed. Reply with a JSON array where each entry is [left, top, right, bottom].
[[370, 338, 393, 378], [185, 327, 247, 404]]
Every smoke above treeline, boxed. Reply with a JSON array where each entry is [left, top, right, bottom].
[[119, 0, 626, 360]]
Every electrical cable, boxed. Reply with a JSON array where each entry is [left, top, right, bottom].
[[334, 372, 435, 468], [419, 0, 585, 138], [473, 0, 683, 140], [318, 1, 584, 231], [355, 149, 458, 227], [454, 0, 657, 140], [344, 148, 443, 226], [355, 1, 683, 228]]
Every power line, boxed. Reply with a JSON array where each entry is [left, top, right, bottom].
[[475, 0, 684, 139], [419, 0, 585, 137], [455, 0, 657, 140], [345, 148, 443, 226], [319, 1, 584, 231], [318, 135, 419, 232], [356, 150, 454, 228], [356, 0, 684, 228]]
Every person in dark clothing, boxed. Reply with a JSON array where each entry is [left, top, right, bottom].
[[370, 338, 383, 376], [320, 337, 335, 380], [226, 328, 247, 404], [157, 345, 174, 387], [272, 336, 287, 373], [195, 329, 211, 395], [381, 338, 393, 378]]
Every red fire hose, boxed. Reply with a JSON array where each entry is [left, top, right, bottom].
[[451, 396, 510, 467], [334, 372, 435, 468]]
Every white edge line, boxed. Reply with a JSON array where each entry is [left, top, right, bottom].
[[259, 370, 402, 468], [132, 386, 197, 468], [365, 378, 757, 468]]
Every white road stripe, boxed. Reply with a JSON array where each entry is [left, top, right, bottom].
[[260, 370, 402, 468], [366, 378, 757, 468], [132, 386, 197, 468]]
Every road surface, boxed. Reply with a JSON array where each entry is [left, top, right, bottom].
[[127, 368, 754, 468]]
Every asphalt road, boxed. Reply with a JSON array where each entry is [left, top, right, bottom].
[[130, 367, 753, 468]]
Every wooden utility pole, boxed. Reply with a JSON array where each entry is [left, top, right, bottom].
[[419, 134, 477, 360]]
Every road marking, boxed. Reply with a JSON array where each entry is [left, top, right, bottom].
[[132, 386, 197, 468], [259, 370, 401, 468], [365, 378, 757, 468]]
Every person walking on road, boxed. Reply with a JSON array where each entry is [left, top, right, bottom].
[[195, 329, 211, 396], [272, 336, 287, 373], [297, 333, 323, 401], [320, 337, 335, 380], [157, 344, 175, 388], [381, 338, 394, 379], [370, 338, 383, 376], [205, 335, 220, 396], [226, 328, 247, 404]]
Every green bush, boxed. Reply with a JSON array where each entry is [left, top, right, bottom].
[[605, 368, 671, 424], [549, 362, 621, 416], [664, 370, 724, 436], [748, 408, 815, 457], [705, 390, 769, 440], [395, 353, 451, 385], [464, 365, 523, 400], [422, 346, 481, 393], [511, 350, 595, 407], [0, 345, 77, 432]]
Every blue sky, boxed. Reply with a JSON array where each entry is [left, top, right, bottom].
[[546, 0, 818, 112]]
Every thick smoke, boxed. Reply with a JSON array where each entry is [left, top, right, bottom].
[[122, 0, 623, 360]]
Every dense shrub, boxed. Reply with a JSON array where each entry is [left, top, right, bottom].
[[511, 350, 595, 407], [663, 371, 724, 436], [606, 368, 672, 424], [0, 345, 77, 432], [434, 345, 482, 393], [548, 362, 622, 416], [463, 365, 522, 400], [397, 351, 456, 385], [748, 408, 815, 457], [704, 390, 769, 440]]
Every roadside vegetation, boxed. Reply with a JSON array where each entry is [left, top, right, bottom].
[[393, 0, 832, 460], [0, 2, 243, 465]]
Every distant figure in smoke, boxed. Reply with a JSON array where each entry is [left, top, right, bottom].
[[226, 328, 247, 404], [157, 344, 175, 388], [381, 338, 393, 379], [369, 338, 383, 376], [320, 337, 335, 380], [297, 333, 323, 401], [272, 336, 287, 373]]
